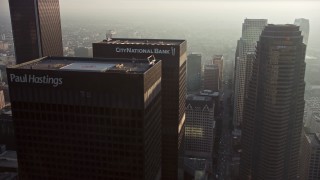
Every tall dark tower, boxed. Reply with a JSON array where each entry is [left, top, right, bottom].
[[93, 38, 187, 180], [187, 53, 201, 93], [203, 64, 219, 92], [240, 24, 306, 179], [7, 56, 162, 180], [9, 0, 63, 64]]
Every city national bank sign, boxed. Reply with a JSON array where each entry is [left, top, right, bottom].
[[9, 74, 63, 87], [115, 47, 176, 56]]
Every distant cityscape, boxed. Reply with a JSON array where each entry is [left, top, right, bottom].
[[1, 0, 320, 180]]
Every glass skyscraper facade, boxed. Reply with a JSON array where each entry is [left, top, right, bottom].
[[240, 24, 306, 179], [9, 0, 63, 64]]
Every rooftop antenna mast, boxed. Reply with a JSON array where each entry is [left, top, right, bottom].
[[106, 30, 116, 41], [147, 55, 156, 65]]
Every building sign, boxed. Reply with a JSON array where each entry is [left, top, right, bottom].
[[115, 47, 176, 56], [9, 74, 63, 87]]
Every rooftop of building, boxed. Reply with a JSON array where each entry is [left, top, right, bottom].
[[188, 53, 201, 56], [199, 90, 219, 97], [261, 24, 302, 38], [212, 55, 223, 60], [244, 18, 268, 21], [9, 56, 160, 74], [186, 94, 214, 109], [264, 24, 300, 32], [294, 18, 309, 22], [96, 38, 185, 46], [187, 94, 213, 102], [268, 24, 297, 27], [204, 64, 219, 69]]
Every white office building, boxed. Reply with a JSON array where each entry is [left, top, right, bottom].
[[233, 19, 267, 127]]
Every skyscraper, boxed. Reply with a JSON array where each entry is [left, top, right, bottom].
[[9, 0, 63, 64], [184, 95, 215, 179], [300, 131, 320, 180], [203, 64, 219, 92], [240, 24, 306, 179], [294, 18, 310, 45], [93, 38, 187, 180], [1, 34, 5, 41], [244, 53, 255, 99], [0, 105, 15, 150], [233, 19, 267, 127], [187, 53, 201, 93], [212, 55, 223, 88], [7, 56, 162, 180], [185, 95, 215, 166]]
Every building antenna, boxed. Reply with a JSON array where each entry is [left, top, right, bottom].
[[147, 55, 156, 65], [106, 30, 116, 41]]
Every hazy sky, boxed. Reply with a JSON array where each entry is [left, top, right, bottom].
[[1, 0, 320, 48], [1, 0, 320, 17], [1, 0, 319, 23], [55, 1, 320, 28]]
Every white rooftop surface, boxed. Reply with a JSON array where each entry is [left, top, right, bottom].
[[60, 62, 116, 72]]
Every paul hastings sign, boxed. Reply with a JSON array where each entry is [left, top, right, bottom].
[[9, 74, 63, 87]]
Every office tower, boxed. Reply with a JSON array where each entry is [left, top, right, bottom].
[[7, 56, 162, 180], [233, 19, 267, 127], [300, 132, 320, 180], [240, 24, 306, 179], [305, 111, 320, 133], [9, 0, 63, 64], [233, 40, 240, 94], [93, 38, 187, 180], [0, 91, 11, 150], [187, 53, 201, 93], [199, 90, 220, 117], [203, 64, 219, 92], [244, 53, 255, 99], [304, 98, 320, 131], [294, 18, 310, 45], [1, 34, 5, 41], [185, 94, 215, 163], [0, 105, 15, 150], [0, 41, 9, 51], [0, 90, 4, 110], [212, 55, 223, 88]]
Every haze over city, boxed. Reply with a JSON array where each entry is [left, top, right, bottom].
[[1, 0, 320, 51], [2, 0, 319, 85], [1, 0, 320, 179]]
